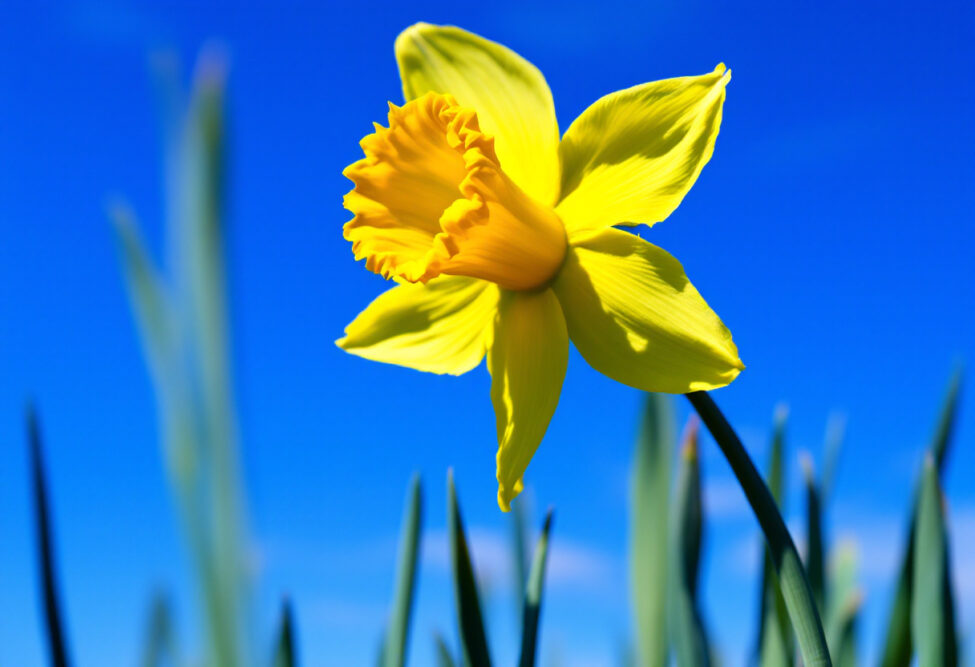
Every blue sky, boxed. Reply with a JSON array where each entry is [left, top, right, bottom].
[[0, 1, 973, 665]]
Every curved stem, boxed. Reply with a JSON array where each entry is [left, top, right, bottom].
[[686, 391, 832, 667]]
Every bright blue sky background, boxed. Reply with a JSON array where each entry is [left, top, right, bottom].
[[1, 1, 973, 665]]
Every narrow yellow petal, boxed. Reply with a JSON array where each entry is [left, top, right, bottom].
[[553, 228, 743, 392], [395, 23, 561, 206], [556, 65, 730, 239], [488, 289, 568, 511], [337, 276, 499, 375]]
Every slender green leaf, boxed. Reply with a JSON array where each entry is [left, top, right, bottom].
[[630, 394, 674, 667], [911, 457, 958, 666], [878, 367, 962, 667], [668, 419, 711, 667], [434, 633, 457, 667], [273, 598, 296, 667], [801, 453, 825, 614], [820, 413, 846, 505], [447, 471, 492, 667], [510, 496, 530, 615], [518, 510, 554, 667], [756, 407, 793, 667], [28, 405, 72, 667], [140, 591, 177, 667], [383, 474, 423, 667], [825, 589, 860, 667], [686, 392, 831, 667]]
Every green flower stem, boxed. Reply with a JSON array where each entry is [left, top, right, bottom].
[[686, 391, 831, 667]]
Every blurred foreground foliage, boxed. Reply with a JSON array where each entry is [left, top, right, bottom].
[[22, 52, 966, 667]]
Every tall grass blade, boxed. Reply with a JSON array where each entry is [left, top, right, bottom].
[[141, 591, 177, 667], [756, 407, 793, 667], [518, 509, 554, 667], [911, 457, 957, 666], [447, 471, 492, 667], [630, 394, 674, 667], [383, 474, 423, 667], [668, 419, 711, 667], [878, 367, 962, 667], [686, 392, 831, 667], [27, 406, 72, 667], [273, 598, 296, 667], [825, 589, 860, 667], [434, 633, 457, 667], [510, 496, 530, 614], [801, 454, 825, 614]]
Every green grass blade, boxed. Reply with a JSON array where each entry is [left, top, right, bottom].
[[434, 632, 457, 667], [447, 471, 492, 667], [825, 590, 861, 667], [383, 474, 423, 667], [510, 496, 530, 615], [668, 420, 711, 667], [273, 598, 296, 667], [141, 591, 177, 667], [518, 509, 554, 667], [27, 406, 72, 667], [686, 392, 831, 667], [801, 453, 825, 614], [911, 457, 958, 667], [878, 367, 962, 667], [756, 407, 793, 667], [820, 413, 846, 504], [630, 393, 674, 667]]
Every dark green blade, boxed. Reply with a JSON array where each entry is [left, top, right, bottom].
[[518, 510, 554, 667], [687, 392, 830, 667], [801, 455, 825, 614], [382, 474, 423, 667], [668, 420, 711, 667], [28, 405, 72, 667], [140, 591, 177, 667], [447, 471, 492, 667], [630, 394, 674, 667], [911, 457, 958, 667], [273, 597, 296, 667], [878, 367, 962, 667]]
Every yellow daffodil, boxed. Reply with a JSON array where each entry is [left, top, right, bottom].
[[338, 23, 744, 510]]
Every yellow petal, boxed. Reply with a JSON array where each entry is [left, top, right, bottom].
[[552, 228, 743, 393], [395, 23, 561, 206], [337, 275, 499, 375], [556, 65, 730, 239], [488, 289, 568, 511]]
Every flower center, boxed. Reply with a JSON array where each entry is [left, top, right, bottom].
[[343, 93, 567, 291]]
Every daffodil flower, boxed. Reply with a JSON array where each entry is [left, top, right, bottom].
[[338, 23, 744, 510]]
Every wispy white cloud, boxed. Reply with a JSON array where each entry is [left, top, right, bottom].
[[422, 526, 614, 592]]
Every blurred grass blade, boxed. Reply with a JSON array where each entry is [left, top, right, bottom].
[[801, 453, 825, 613], [510, 496, 530, 614], [110, 205, 174, 379], [383, 474, 423, 667], [273, 598, 296, 667], [141, 591, 177, 667], [878, 367, 962, 667], [911, 457, 958, 667], [434, 633, 457, 667], [686, 392, 831, 667], [630, 394, 674, 667], [825, 590, 861, 667], [668, 419, 711, 667], [756, 407, 793, 667], [28, 405, 72, 667], [447, 471, 492, 667], [518, 509, 554, 667], [819, 413, 845, 504]]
